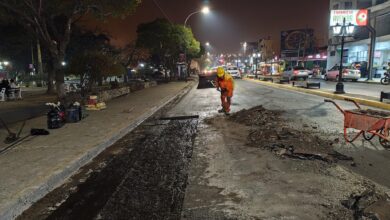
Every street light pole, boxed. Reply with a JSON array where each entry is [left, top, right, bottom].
[[184, 6, 210, 26], [332, 17, 355, 94], [336, 34, 345, 94]]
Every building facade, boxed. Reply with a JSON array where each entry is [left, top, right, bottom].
[[259, 38, 277, 61], [327, 0, 390, 78]]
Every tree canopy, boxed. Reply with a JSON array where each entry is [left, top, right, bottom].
[[136, 19, 202, 68], [0, 0, 141, 95]]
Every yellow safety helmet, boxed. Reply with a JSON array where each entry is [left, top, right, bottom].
[[217, 67, 225, 78]]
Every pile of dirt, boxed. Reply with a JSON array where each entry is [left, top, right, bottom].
[[229, 106, 353, 163], [351, 109, 390, 118], [229, 106, 282, 126], [341, 187, 390, 220]]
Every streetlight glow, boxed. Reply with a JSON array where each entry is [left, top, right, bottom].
[[346, 24, 355, 34], [205, 42, 210, 46], [3, 61, 9, 66], [61, 61, 66, 66], [202, 6, 210, 14], [332, 23, 342, 35]]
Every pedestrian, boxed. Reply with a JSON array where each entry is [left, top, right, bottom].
[[215, 67, 234, 115], [387, 62, 390, 74], [10, 79, 17, 88], [0, 79, 10, 97]]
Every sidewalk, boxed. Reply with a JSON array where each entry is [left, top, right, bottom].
[[0, 81, 193, 219], [244, 78, 390, 111]]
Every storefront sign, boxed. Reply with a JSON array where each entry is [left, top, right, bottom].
[[330, 9, 368, 26]]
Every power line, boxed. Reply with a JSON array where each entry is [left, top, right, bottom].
[[152, 0, 173, 24]]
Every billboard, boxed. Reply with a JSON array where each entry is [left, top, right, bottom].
[[281, 29, 314, 51], [330, 10, 368, 26]]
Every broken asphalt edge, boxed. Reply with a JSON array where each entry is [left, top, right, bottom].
[[2, 81, 196, 220], [244, 78, 390, 111]]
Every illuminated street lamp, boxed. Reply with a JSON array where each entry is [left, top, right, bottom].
[[3, 61, 9, 66], [242, 42, 247, 56], [205, 42, 210, 47], [61, 61, 66, 66], [184, 6, 210, 26], [332, 18, 355, 94], [202, 6, 210, 14]]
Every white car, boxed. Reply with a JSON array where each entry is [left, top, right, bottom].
[[282, 66, 310, 81], [324, 65, 361, 81], [226, 66, 241, 79]]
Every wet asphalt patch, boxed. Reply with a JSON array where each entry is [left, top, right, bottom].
[[19, 118, 198, 220]]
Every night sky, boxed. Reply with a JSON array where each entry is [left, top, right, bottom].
[[82, 0, 330, 53]]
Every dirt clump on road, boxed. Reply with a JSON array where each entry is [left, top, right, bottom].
[[341, 186, 390, 220], [229, 106, 352, 163]]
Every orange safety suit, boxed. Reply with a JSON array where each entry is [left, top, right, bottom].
[[215, 73, 234, 113]]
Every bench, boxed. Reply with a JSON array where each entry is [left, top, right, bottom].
[[0, 88, 22, 101], [8, 88, 22, 100]]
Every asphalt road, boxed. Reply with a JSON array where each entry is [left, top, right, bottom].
[[19, 79, 390, 219], [311, 79, 390, 98], [168, 79, 390, 188]]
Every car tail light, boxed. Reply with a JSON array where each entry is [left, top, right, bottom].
[[293, 70, 299, 75]]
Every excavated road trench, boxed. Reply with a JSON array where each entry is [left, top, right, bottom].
[[18, 117, 198, 220]]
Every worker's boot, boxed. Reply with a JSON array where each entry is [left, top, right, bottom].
[[218, 108, 225, 113]]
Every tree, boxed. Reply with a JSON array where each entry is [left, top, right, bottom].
[[67, 51, 125, 91], [135, 19, 202, 73], [120, 42, 150, 68], [65, 29, 125, 91], [0, 0, 141, 97]]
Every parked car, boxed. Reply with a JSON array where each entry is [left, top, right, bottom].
[[226, 66, 241, 79], [324, 65, 361, 82], [281, 66, 310, 81]]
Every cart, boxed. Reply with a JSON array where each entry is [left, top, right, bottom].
[[325, 98, 390, 148]]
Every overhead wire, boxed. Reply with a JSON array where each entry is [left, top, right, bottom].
[[152, 0, 173, 24]]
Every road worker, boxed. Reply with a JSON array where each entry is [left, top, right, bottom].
[[215, 67, 234, 115]]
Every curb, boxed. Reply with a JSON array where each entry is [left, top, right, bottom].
[[243, 78, 390, 111], [3, 82, 195, 220]]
